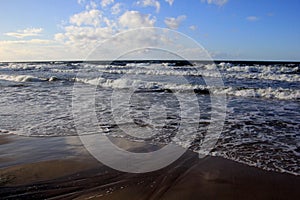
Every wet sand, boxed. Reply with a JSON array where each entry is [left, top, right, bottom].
[[0, 135, 299, 199]]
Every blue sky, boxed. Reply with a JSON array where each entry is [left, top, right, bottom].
[[0, 0, 299, 61]]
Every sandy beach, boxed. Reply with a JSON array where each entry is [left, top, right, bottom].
[[0, 135, 299, 200], [1, 0, 300, 199]]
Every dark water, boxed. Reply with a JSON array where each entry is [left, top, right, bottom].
[[0, 61, 299, 175]]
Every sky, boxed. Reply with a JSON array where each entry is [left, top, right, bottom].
[[0, 0, 299, 61]]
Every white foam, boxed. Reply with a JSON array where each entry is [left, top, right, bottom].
[[0, 74, 65, 83], [75, 75, 300, 100], [218, 63, 299, 73], [210, 151, 299, 176], [0, 129, 15, 136], [225, 72, 300, 82], [0, 74, 46, 82], [83, 63, 299, 83], [215, 87, 300, 100], [3, 63, 44, 70]]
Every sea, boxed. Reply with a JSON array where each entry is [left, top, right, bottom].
[[0, 60, 299, 175]]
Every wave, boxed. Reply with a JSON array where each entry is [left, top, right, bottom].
[[225, 72, 300, 82], [86, 66, 300, 83], [0, 75, 61, 82], [75, 77, 300, 100], [217, 62, 299, 74], [215, 87, 300, 100], [0, 129, 13, 135], [0, 74, 46, 82], [1, 73, 298, 100], [210, 151, 299, 176], [3, 62, 299, 83], [3, 63, 44, 70]]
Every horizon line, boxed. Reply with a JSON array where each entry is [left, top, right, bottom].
[[1, 59, 300, 64]]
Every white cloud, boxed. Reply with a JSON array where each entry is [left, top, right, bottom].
[[5, 28, 43, 39], [165, 0, 174, 6], [2, 2, 195, 61], [136, 0, 161, 13], [164, 15, 186, 29], [86, 1, 98, 10], [54, 33, 66, 42], [202, 0, 228, 6], [53, 6, 119, 57], [0, 39, 67, 62], [77, 0, 86, 5], [53, 8, 157, 59], [189, 25, 197, 31], [101, 0, 114, 8], [69, 9, 102, 27], [56, 26, 114, 44], [53, 25, 116, 58], [111, 3, 122, 15], [246, 16, 259, 22], [119, 11, 156, 29], [83, 28, 211, 61], [0, 39, 53, 45]]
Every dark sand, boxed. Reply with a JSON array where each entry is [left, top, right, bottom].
[[0, 135, 299, 200]]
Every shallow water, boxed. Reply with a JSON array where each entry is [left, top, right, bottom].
[[0, 61, 299, 175]]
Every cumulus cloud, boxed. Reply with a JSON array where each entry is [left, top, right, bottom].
[[165, 0, 174, 6], [85, 1, 98, 9], [77, 0, 86, 5], [201, 0, 228, 6], [5, 28, 43, 39], [69, 9, 102, 27], [119, 11, 156, 28], [0, 38, 67, 61], [53, 25, 116, 59], [84, 28, 211, 61], [54, 5, 119, 56], [246, 16, 259, 22], [55, 25, 114, 45], [101, 0, 114, 8], [136, 0, 161, 13], [54, 33, 66, 42], [54, 7, 158, 59], [164, 15, 186, 29], [2, 1, 195, 61], [0, 39, 53, 45], [111, 3, 122, 15], [189, 25, 197, 31], [66, 26, 113, 40]]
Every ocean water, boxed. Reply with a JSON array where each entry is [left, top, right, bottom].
[[0, 61, 299, 175]]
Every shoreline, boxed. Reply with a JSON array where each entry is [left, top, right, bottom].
[[1, 134, 299, 199]]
